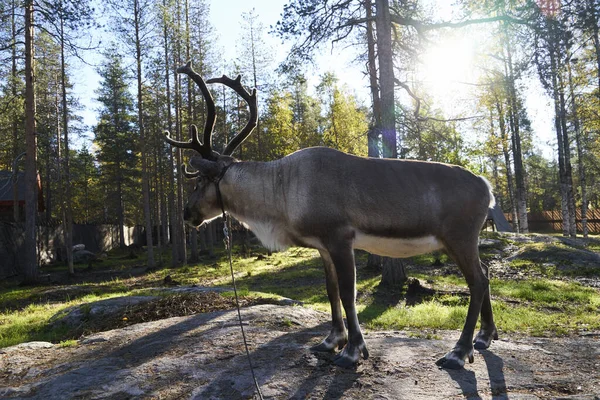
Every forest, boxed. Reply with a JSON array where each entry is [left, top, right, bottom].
[[0, 0, 599, 284]]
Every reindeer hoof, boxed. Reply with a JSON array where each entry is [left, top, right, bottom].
[[436, 348, 474, 370], [332, 342, 368, 368], [333, 352, 357, 368], [311, 342, 337, 352], [436, 355, 464, 370], [473, 328, 498, 350], [311, 331, 347, 352]]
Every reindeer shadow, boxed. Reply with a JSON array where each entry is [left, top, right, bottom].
[[443, 349, 508, 400], [480, 349, 508, 398], [193, 321, 362, 400]]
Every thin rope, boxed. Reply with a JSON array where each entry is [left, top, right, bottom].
[[223, 214, 264, 400]]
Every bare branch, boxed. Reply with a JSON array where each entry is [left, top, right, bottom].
[[394, 78, 421, 117], [390, 14, 530, 33]]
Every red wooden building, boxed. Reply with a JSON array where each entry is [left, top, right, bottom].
[[0, 171, 44, 221]]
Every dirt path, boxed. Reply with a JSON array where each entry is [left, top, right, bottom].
[[1, 304, 599, 399]]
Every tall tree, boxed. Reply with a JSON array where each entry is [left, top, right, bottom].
[[365, 0, 381, 158], [317, 72, 368, 156], [23, 0, 38, 283], [501, 26, 529, 233], [375, 0, 397, 159], [107, 0, 155, 267], [236, 8, 273, 160], [54, 0, 95, 272], [94, 50, 138, 247], [159, 0, 181, 267], [566, 55, 589, 237], [532, 6, 577, 237]]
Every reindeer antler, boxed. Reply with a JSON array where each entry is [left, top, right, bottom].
[[164, 62, 257, 161], [164, 124, 205, 154], [164, 61, 217, 160], [206, 75, 257, 156]]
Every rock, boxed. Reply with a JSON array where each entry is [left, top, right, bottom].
[[479, 238, 502, 248], [277, 298, 304, 306], [72, 244, 85, 252], [163, 275, 180, 286], [1, 306, 599, 399], [0, 341, 54, 354], [48, 296, 158, 331], [80, 336, 109, 345], [72, 249, 96, 264]]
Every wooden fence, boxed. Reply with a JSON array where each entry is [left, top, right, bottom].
[[505, 209, 600, 234], [0, 223, 144, 279]]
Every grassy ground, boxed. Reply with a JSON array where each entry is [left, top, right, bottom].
[[1, 232, 599, 348]]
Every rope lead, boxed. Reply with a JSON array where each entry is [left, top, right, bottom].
[[223, 213, 264, 400]]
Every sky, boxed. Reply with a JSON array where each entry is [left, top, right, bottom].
[[71, 0, 555, 158], [72, 0, 364, 145]]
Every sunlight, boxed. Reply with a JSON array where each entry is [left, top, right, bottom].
[[418, 35, 477, 105]]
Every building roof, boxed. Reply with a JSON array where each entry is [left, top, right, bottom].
[[0, 171, 26, 202]]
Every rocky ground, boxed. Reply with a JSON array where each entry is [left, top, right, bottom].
[[1, 304, 599, 399], [2, 233, 600, 399]]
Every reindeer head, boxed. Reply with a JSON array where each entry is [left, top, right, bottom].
[[164, 62, 257, 227]]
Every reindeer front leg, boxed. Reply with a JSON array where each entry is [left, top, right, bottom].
[[327, 244, 369, 368], [311, 250, 347, 352]]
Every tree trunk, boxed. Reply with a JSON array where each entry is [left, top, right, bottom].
[[381, 256, 407, 287], [11, 0, 20, 223], [174, 74, 186, 265], [558, 79, 577, 237], [184, 0, 199, 264], [504, 38, 528, 233], [133, 0, 155, 268], [59, 7, 74, 274], [567, 59, 588, 237], [375, 0, 405, 285], [365, 0, 380, 159], [590, 0, 600, 93], [163, 0, 179, 267], [23, 0, 38, 283], [208, 220, 215, 257], [550, 47, 570, 237], [189, 228, 199, 262], [365, 0, 383, 270], [375, 0, 396, 159], [117, 168, 126, 247], [159, 146, 169, 263], [496, 101, 518, 229], [174, 0, 186, 265], [488, 107, 502, 209]]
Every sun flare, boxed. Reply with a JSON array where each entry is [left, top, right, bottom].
[[419, 36, 477, 100]]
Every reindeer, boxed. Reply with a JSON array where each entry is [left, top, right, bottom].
[[165, 62, 498, 370]]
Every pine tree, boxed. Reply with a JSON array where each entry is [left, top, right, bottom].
[[94, 50, 138, 248]]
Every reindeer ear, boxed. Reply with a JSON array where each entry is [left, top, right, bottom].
[[190, 156, 220, 178]]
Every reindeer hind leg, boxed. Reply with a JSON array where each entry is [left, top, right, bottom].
[[474, 260, 498, 349], [436, 235, 488, 369]]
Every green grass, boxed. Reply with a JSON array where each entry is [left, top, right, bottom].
[[1, 237, 599, 348], [0, 291, 132, 348], [353, 273, 600, 336], [491, 278, 600, 307], [58, 339, 78, 348]]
